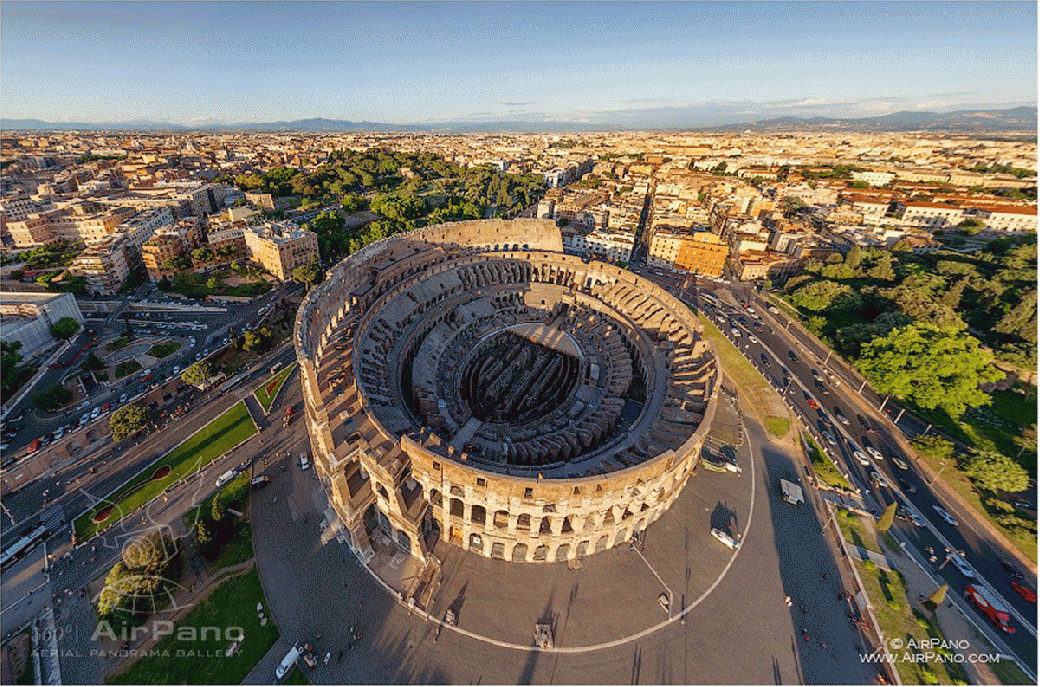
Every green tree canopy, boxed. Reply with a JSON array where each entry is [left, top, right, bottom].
[[790, 281, 860, 312], [877, 502, 897, 532], [1, 341, 24, 399], [859, 323, 1003, 418], [912, 434, 955, 463], [49, 316, 81, 340], [961, 450, 1030, 493], [110, 404, 149, 441], [181, 361, 215, 388], [292, 258, 320, 289]]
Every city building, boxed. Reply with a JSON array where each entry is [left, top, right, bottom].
[[241, 221, 320, 281], [0, 291, 85, 358], [68, 236, 130, 295], [141, 233, 184, 282]]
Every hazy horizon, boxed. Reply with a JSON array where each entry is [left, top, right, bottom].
[[2, 1, 1036, 127]]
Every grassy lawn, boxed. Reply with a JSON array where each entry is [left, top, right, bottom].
[[185, 473, 255, 573], [804, 433, 853, 491], [114, 360, 142, 379], [108, 567, 278, 685], [147, 341, 182, 359], [837, 507, 879, 552], [75, 402, 257, 541], [855, 559, 966, 685], [283, 666, 309, 685], [170, 271, 270, 299], [696, 312, 791, 424], [254, 363, 296, 413], [764, 416, 791, 439]]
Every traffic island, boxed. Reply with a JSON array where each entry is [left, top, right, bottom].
[[74, 402, 258, 541]]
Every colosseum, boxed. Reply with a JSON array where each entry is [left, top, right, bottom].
[[294, 220, 719, 586]]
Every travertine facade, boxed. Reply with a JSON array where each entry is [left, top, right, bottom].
[[295, 220, 718, 580]]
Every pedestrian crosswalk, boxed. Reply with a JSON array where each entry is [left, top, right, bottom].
[[40, 504, 65, 533]]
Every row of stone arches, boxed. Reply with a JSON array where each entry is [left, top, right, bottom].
[[456, 525, 641, 562]]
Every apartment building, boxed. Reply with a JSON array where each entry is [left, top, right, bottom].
[[898, 201, 965, 229], [675, 231, 728, 277], [117, 206, 175, 266], [68, 236, 130, 295], [241, 221, 320, 281], [733, 250, 802, 282], [562, 229, 634, 263], [851, 171, 896, 186], [845, 195, 891, 224], [142, 233, 184, 282], [975, 205, 1038, 233]]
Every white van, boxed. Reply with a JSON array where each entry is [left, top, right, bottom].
[[275, 645, 301, 680], [215, 470, 236, 488]]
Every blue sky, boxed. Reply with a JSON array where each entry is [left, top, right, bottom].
[[2, 1, 1036, 125]]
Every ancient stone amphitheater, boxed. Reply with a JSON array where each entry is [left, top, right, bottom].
[[294, 220, 719, 580]]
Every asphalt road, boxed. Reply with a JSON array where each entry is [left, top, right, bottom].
[[686, 281, 1037, 674], [1, 282, 298, 459]]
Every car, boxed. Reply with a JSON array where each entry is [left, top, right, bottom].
[[710, 527, 740, 549], [869, 471, 889, 488], [0, 443, 8, 454], [814, 379, 830, 395], [53, 426, 65, 441], [890, 456, 909, 471], [822, 430, 837, 446], [853, 450, 870, 466], [768, 306, 780, 314], [897, 478, 917, 494], [730, 328, 741, 338], [195, 353, 202, 361], [251, 475, 271, 490], [806, 398, 820, 410], [215, 469, 237, 488], [866, 446, 883, 461], [141, 368, 152, 377], [748, 334, 759, 344], [77, 400, 90, 410], [788, 351, 798, 362], [999, 559, 1025, 580], [932, 504, 959, 527], [949, 554, 976, 579], [834, 409, 850, 426], [173, 365, 181, 374], [299, 453, 311, 471], [119, 393, 128, 404], [1009, 580, 1036, 603], [78, 414, 89, 426], [26, 439, 42, 454], [90, 407, 101, 419], [102, 403, 111, 413]]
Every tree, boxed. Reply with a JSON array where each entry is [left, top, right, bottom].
[[858, 323, 1003, 418], [962, 450, 1030, 493], [912, 435, 954, 463], [876, 502, 897, 532], [791, 281, 858, 312], [292, 259, 320, 289], [181, 361, 214, 388], [191, 247, 215, 264], [994, 290, 1037, 344], [925, 584, 948, 608], [110, 404, 149, 441], [206, 276, 221, 290], [1, 341, 24, 399], [211, 493, 226, 523], [49, 316, 81, 340], [33, 384, 73, 412], [157, 276, 172, 291], [85, 352, 105, 371]]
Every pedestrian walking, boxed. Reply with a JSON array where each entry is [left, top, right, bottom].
[[801, 629, 810, 643], [784, 596, 792, 607]]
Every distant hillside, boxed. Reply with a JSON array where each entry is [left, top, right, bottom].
[[709, 107, 1037, 133], [2, 106, 1035, 133]]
